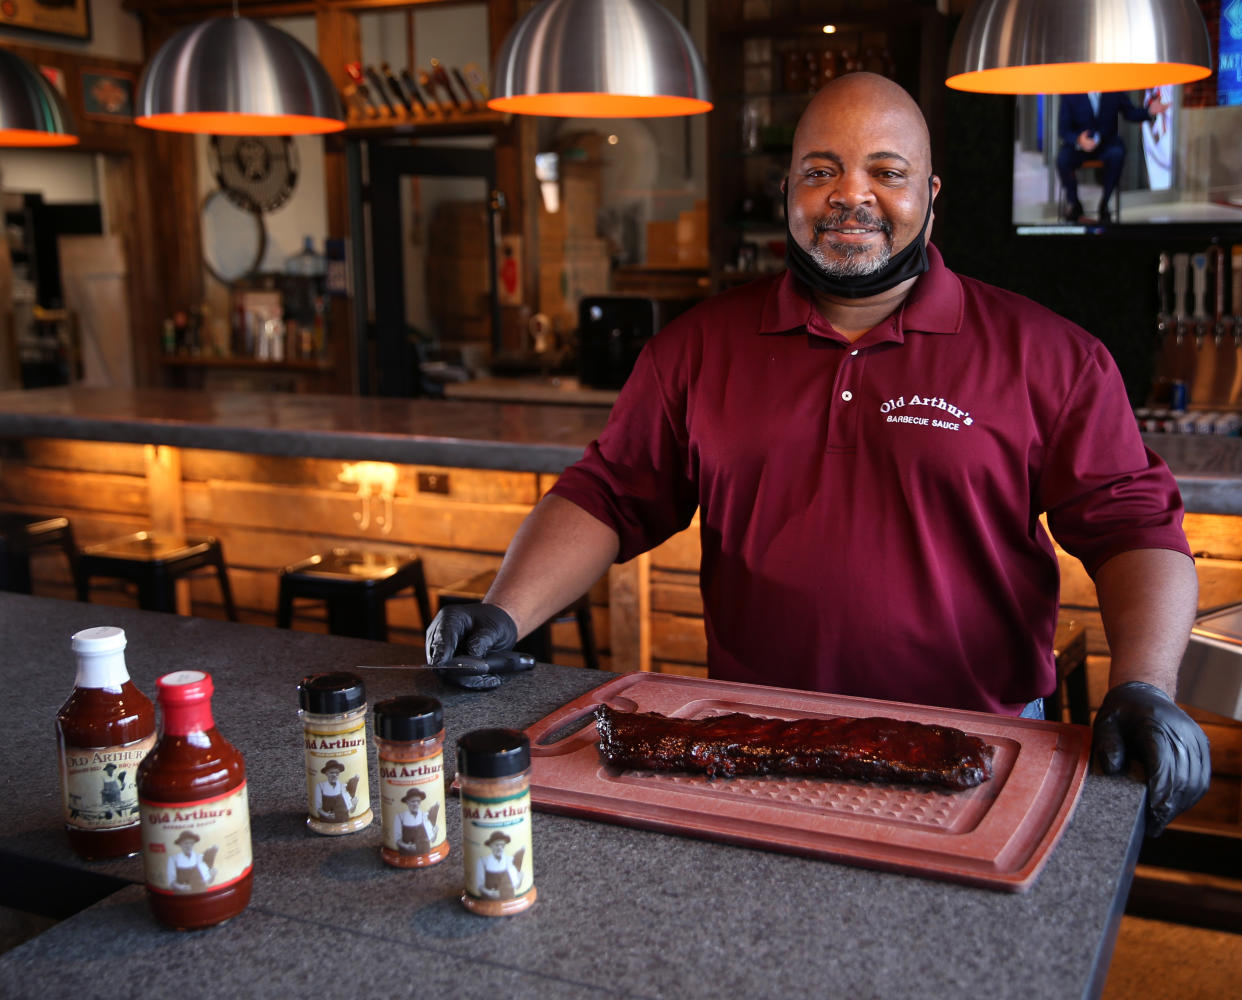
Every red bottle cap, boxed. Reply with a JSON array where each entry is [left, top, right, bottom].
[[156, 670, 215, 734]]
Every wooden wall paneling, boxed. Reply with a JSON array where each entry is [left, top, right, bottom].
[[22, 438, 148, 475], [0, 464, 150, 514], [609, 553, 650, 673]]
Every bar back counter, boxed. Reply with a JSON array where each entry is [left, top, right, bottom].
[[1, 593, 1144, 1000]]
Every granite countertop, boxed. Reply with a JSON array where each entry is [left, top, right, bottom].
[[0, 387, 1235, 513], [0, 594, 1145, 1000]]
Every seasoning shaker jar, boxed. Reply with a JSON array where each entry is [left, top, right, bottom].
[[297, 672, 373, 835], [373, 696, 449, 868], [456, 728, 536, 916], [56, 626, 156, 860]]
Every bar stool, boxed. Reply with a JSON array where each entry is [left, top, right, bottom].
[[0, 513, 79, 594], [437, 569, 600, 671], [76, 531, 238, 620], [277, 547, 432, 642]]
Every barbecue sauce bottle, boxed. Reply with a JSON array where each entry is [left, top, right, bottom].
[[138, 671, 253, 930], [56, 627, 156, 860]]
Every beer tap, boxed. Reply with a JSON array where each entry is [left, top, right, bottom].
[[1231, 245, 1242, 404], [1171, 252, 1191, 394], [1188, 251, 1211, 407]]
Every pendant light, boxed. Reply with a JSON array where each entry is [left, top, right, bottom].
[[489, 0, 712, 117], [135, 13, 345, 135], [946, 0, 1212, 94], [0, 48, 78, 146]]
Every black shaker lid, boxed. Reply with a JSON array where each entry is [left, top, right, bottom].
[[373, 695, 443, 741], [456, 728, 530, 778], [298, 672, 366, 714]]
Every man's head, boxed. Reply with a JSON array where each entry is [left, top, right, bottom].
[[787, 72, 939, 282]]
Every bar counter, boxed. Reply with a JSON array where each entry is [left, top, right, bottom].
[[1, 593, 1145, 999], [0, 386, 1236, 512]]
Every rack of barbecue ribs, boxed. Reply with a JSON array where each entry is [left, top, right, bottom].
[[595, 706, 995, 791]]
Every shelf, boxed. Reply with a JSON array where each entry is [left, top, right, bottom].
[[340, 109, 509, 140]]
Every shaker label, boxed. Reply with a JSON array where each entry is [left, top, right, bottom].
[[60, 734, 156, 831], [461, 788, 534, 901], [379, 751, 447, 854], [140, 784, 252, 895], [304, 720, 370, 823]]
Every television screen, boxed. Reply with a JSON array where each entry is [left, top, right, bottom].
[[1010, 84, 1242, 235]]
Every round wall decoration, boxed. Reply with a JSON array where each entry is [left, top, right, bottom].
[[209, 134, 299, 213]]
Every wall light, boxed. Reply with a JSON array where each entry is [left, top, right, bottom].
[[135, 16, 345, 135], [489, 0, 712, 118], [946, 0, 1212, 94], [0, 48, 78, 146]]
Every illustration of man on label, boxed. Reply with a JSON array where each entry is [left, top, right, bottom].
[[475, 830, 524, 900], [393, 787, 439, 856], [313, 759, 358, 823], [100, 762, 126, 810], [166, 831, 217, 892]]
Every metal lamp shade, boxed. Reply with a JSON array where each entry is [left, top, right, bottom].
[[0, 48, 78, 146], [946, 0, 1212, 94], [489, 0, 712, 118], [135, 17, 345, 135]]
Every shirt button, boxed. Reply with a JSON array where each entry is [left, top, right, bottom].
[[841, 390, 853, 402], [850, 350, 859, 356]]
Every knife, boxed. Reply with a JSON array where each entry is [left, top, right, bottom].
[[355, 651, 537, 675]]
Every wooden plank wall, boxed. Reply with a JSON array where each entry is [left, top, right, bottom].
[[0, 437, 613, 665]]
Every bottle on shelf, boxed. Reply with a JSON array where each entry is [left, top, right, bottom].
[[56, 627, 156, 861], [138, 670, 253, 930]]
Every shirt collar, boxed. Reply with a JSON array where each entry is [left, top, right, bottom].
[[758, 243, 964, 346]]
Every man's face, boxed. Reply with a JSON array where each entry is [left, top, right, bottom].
[[180, 841, 193, 856], [490, 842, 505, 859], [406, 799, 420, 814], [787, 92, 937, 279], [326, 769, 342, 784]]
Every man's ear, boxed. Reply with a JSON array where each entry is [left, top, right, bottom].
[[780, 176, 788, 196]]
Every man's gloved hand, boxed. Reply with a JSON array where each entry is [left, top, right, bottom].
[[425, 603, 520, 690], [1092, 681, 1210, 837]]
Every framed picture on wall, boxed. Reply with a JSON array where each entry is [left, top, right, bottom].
[[0, 0, 90, 41], [81, 70, 136, 121]]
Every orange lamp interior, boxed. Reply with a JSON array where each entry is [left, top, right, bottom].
[[0, 129, 79, 147], [134, 112, 346, 135], [487, 92, 712, 118], [946, 61, 1212, 94]]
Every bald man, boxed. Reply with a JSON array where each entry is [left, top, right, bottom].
[[428, 73, 1208, 837]]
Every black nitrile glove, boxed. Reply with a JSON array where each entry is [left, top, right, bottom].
[[1093, 681, 1210, 837], [425, 603, 520, 690]]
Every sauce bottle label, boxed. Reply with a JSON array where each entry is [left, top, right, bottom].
[[379, 751, 447, 855], [140, 784, 253, 895], [304, 720, 370, 825], [461, 788, 534, 901], [59, 734, 156, 831]]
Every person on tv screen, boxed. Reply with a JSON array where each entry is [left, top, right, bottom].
[[1057, 90, 1168, 223]]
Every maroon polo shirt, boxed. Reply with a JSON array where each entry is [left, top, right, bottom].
[[550, 245, 1189, 714]]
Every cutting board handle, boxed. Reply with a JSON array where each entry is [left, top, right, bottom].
[[526, 701, 601, 757]]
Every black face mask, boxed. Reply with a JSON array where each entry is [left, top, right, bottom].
[[785, 177, 935, 300]]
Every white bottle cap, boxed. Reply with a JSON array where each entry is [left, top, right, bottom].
[[71, 626, 127, 654]]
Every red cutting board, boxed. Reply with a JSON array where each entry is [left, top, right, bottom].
[[524, 673, 1091, 892]]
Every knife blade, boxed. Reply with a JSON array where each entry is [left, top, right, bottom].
[[354, 651, 537, 674]]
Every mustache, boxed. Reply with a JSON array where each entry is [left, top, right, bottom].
[[813, 209, 893, 237]]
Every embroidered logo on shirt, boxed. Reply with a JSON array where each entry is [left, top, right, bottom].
[[879, 394, 973, 431]]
